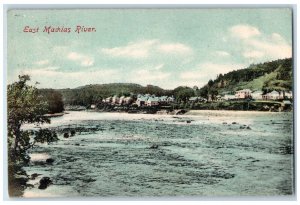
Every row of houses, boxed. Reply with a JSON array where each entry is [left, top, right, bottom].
[[136, 94, 175, 107], [221, 89, 293, 101], [96, 89, 292, 108], [103, 95, 133, 105], [102, 94, 175, 107]]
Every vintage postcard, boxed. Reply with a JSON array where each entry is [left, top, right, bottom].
[[7, 8, 294, 198]]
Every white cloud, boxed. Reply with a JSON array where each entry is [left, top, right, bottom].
[[157, 43, 192, 55], [245, 38, 292, 59], [101, 40, 158, 59], [180, 62, 245, 80], [243, 50, 265, 59], [101, 39, 193, 59], [229, 24, 261, 39], [135, 69, 171, 81], [180, 71, 203, 80], [271, 33, 286, 42], [153, 64, 164, 70], [215, 51, 230, 57], [21, 68, 118, 88], [179, 62, 246, 88], [67, 52, 94, 67], [228, 25, 292, 61], [34, 60, 49, 66]]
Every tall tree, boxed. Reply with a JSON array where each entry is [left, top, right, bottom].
[[7, 75, 58, 164]]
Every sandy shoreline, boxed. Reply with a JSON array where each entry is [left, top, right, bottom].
[[185, 109, 282, 116]]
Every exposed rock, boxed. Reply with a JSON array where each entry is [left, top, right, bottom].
[[186, 120, 192, 123], [222, 122, 227, 125], [224, 173, 235, 179], [63, 132, 69, 138], [38, 177, 52, 189], [82, 178, 96, 183], [150, 144, 159, 149], [246, 126, 251, 130], [75, 143, 80, 146], [14, 175, 28, 186], [31, 173, 42, 180], [232, 122, 237, 124], [46, 158, 54, 164], [26, 183, 34, 188], [70, 130, 76, 136]]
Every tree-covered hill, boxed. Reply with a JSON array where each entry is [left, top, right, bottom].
[[199, 58, 293, 98], [57, 83, 172, 106]]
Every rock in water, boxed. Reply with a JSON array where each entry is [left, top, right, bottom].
[[31, 173, 42, 180], [224, 173, 235, 179], [38, 177, 52, 189], [150, 144, 159, 149], [64, 133, 69, 138], [70, 130, 76, 136], [46, 158, 54, 164]]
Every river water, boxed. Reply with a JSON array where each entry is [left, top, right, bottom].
[[22, 110, 294, 198]]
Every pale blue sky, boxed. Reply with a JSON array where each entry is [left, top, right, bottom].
[[7, 9, 292, 89]]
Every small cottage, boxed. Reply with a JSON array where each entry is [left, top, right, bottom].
[[235, 89, 252, 99], [147, 97, 159, 106]]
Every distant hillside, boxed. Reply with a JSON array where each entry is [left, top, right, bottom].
[[58, 83, 172, 106], [199, 58, 292, 97]]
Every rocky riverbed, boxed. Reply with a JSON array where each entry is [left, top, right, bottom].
[[21, 111, 294, 198]]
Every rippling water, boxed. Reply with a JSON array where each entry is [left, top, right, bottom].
[[22, 111, 294, 198]]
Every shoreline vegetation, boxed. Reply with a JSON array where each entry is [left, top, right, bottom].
[[63, 100, 292, 116]]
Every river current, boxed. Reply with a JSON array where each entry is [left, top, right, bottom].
[[21, 110, 294, 198]]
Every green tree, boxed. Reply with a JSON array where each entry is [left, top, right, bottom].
[[39, 89, 64, 114], [7, 75, 58, 164], [173, 86, 195, 102]]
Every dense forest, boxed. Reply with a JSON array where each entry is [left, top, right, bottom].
[[198, 58, 293, 100]]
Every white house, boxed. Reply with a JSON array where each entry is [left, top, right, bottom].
[[136, 96, 148, 107], [263, 91, 280, 100], [235, 89, 252, 99], [223, 94, 236, 100], [124, 96, 133, 105], [119, 96, 125, 105], [112, 95, 120, 104], [103, 97, 112, 103], [158, 96, 168, 103], [147, 97, 159, 106], [167, 96, 175, 103], [284, 91, 293, 99], [251, 91, 263, 100]]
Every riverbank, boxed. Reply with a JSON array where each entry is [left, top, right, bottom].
[[72, 99, 293, 115], [44, 112, 65, 118]]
